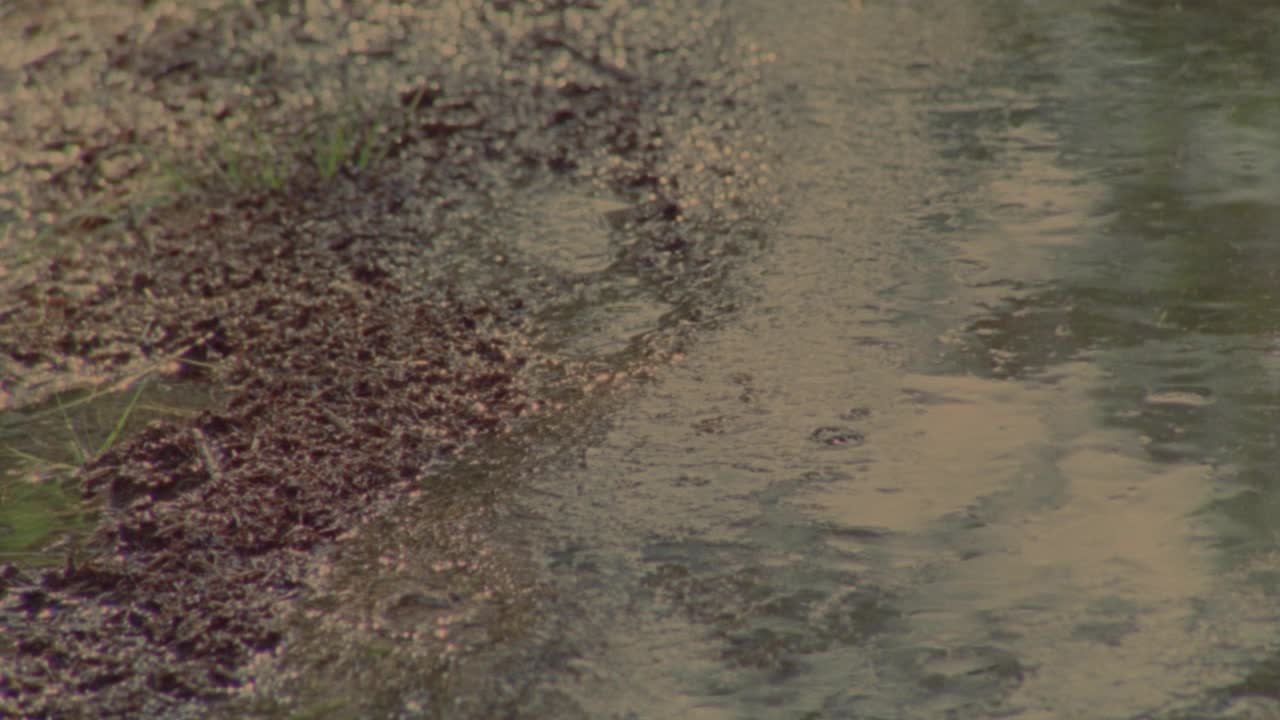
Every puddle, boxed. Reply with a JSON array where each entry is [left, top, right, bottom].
[[0, 376, 216, 564], [465, 1, 1280, 718], [509, 191, 632, 276], [536, 279, 673, 360]]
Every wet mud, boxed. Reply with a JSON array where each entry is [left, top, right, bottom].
[[0, 1, 772, 717]]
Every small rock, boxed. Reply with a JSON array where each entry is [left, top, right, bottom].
[[810, 426, 865, 447]]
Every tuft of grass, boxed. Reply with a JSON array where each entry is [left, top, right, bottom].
[[164, 100, 402, 195], [205, 121, 296, 194], [311, 108, 393, 181], [3, 370, 215, 484], [0, 476, 92, 565], [0, 380, 150, 564], [88, 379, 147, 459], [3, 446, 80, 477], [314, 113, 355, 180], [11, 87, 425, 261], [6, 378, 151, 476], [308, 84, 435, 183]]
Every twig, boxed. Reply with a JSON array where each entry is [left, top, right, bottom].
[[319, 405, 354, 434], [191, 427, 223, 484]]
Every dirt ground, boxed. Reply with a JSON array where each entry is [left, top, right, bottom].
[[0, 1, 772, 717]]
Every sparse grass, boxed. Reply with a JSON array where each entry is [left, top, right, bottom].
[[153, 98, 405, 198], [0, 477, 92, 566], [310, 103, 400, 181], [4, 79, 423, 277], [78, 380, 146, 463], [203, 120, 296, 194], [2, 368, 217, 482], [306, 82, 433, 184], [0, 381, 146, 565], [0, 375, 213, 564], [2, 447, 81, 478], [3, 378, 150, 481], [314, 111, 360, 180]]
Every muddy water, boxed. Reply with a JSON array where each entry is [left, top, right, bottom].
[[491, 2, 1280, 718]]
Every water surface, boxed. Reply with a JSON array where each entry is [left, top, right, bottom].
[[500, 2, 1280, 718]]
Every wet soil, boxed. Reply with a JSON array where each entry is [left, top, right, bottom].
[[0, 1, 772, 717]]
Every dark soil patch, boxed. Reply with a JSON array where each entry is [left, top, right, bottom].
[[0, 189, 543, 718]]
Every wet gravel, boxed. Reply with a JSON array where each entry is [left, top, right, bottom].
[[0, 1, 773, 717]]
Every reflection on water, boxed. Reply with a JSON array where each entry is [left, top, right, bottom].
[[885, 2, 1280, 716], [500, 0, 1280, 718]]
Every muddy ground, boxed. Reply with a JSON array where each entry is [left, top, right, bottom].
[[0, 1, 772, 717]]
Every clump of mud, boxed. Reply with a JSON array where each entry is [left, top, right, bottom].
[[0, 0, 775, 717]]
